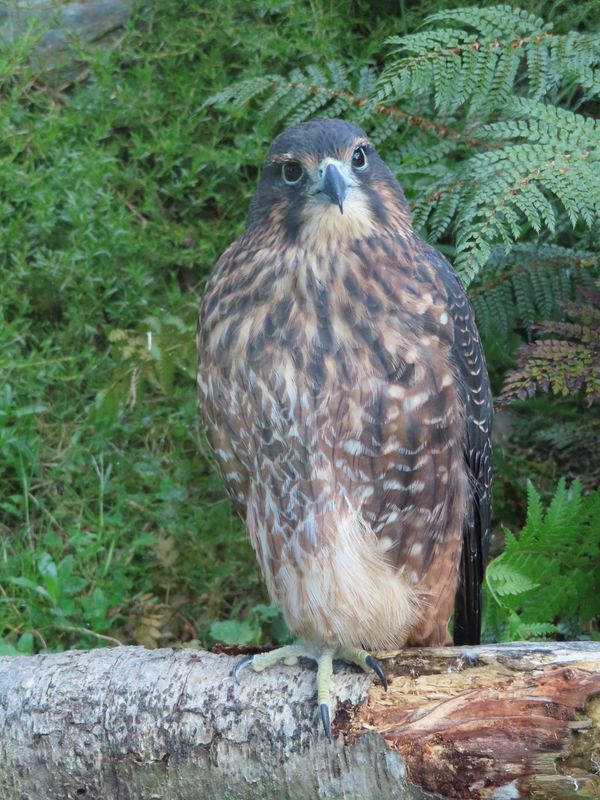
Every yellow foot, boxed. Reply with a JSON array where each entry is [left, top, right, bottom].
[[233, 641, 387, 740]]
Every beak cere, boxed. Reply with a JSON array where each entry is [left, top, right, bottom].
[[320, 162, 347, 214]]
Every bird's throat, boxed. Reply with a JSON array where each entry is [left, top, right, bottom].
[[298, 189, 376, 250]]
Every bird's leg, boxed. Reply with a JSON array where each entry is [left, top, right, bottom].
[[234, 642, 388, 740], [338, 646, 388, 690], [235, 642, 337, 739], [235, 641, 336, 737]]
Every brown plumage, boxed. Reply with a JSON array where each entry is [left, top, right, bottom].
[[197, 119, 492, 665]]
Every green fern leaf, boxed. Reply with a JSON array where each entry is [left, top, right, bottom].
[[486, 555, 540, 597], [483, 479, 600, 642]]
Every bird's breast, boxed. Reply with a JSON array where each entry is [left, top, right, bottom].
[[200, 232, 454, 389]]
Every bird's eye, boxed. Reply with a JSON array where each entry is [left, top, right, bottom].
[[352, 146, 367, 170], [282, 161, 303, 185]]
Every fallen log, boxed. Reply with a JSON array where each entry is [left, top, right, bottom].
[[1, 642, 599, 800]]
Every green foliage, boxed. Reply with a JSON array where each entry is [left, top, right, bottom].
[[425, 99, 598, 283], [2, 0, 321, 654], [95, 308, 198, 421], [206, 62, 385, 137], [501, 283, 600, 405], [492, 398, 600, 533], [378, 6, 599, 285], [470, 244, 597, 347], [379, 7, 598, 111], [209, 604, 291, 647], [483, 479, 600, 641]]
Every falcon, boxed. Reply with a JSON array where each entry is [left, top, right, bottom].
[[197, 118, 492, 739]]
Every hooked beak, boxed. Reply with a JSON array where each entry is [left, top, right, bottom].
[[318, 162, 347, 214]]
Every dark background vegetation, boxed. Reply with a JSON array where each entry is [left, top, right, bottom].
[[1, 0, 598, 655]]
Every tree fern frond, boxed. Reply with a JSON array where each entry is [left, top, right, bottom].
[[357, 65, 376, 99], [325, 61, 350, 93], [204, 75, 277, 111], [369, 115, 402, 146], [509, 619, 560, 640], [380, 7, 599, 115], [204, 63, 371, 127], [578, 65, 600, 97], [427, 188, 462, 241], [425, 5, 550, 39], [481, 97, 599, 146], [260, 82, 294, 118], [305, 65, 331, 89], [471, 244, 597, 343], [500, 284, 600, 405], [440, 100, 600, 283]]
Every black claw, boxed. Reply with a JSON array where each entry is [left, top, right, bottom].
[[320, 703, 332, 741], [233, 655, 254, 684], [365, 655, 388, 691]]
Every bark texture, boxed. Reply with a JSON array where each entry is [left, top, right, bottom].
[[1, 642, 599, 800]]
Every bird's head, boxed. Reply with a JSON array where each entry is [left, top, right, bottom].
[[247, 119, 412, 248]]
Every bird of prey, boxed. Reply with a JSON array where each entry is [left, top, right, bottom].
[[197, 118, 492, 739]]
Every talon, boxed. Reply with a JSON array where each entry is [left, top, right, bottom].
[[233, 655, 254, 684], [320, 703, 332, 741], [365, 655, 388, 691]]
